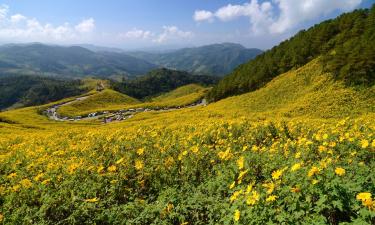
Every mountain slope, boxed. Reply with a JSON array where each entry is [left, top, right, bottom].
[[112, 68, 219, 99], [128, 43, 262, 76], [208, 59, 374, 119], [0, 43, 157, 77], [209, 5, 375, 101], [0, 75, 85, 110]]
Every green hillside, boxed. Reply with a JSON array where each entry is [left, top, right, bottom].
[[112, 68, 219, 99], [0, 75, 85, 110], [128, 43, 262, 76], [58, 89, 140, 117], [209, 5, 375, 101]]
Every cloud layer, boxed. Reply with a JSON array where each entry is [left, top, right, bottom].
[[0, 5, 95, 43], [118, 26, 193, 44], [194, 0, 363, 34]]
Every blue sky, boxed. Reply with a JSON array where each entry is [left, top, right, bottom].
[[0, 0, 373, 50]]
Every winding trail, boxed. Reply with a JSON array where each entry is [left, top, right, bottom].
[[44, 97, 207, 123]]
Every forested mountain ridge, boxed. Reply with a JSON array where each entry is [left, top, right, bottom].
[[112, 68, 220, 99], [127, 43, 263, 76], [208, 5, 375, 101], [0, 43, 157, 78], [0, 75, 85, 110]]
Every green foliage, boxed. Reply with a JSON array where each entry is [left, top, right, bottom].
[[209, 5, 375, 101], [112, 68, 219, 99], [128, 43, 263, 76], [0, 75, 85, 110]]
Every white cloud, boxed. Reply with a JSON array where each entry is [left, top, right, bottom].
[[0, 6, 95, 43], [0, 4, 9, 21], [119, 28, 153, 39], [10, 14, 26, 23], [270, 0, 362, 33], [153, 26, 193, 43], [75, 18, 95, 33], [194, 0, 363, 34], [193, 10, 214, 22]]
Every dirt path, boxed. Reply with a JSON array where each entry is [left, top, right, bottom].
[[44, 97, 207, 123]]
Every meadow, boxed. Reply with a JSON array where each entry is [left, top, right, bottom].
[[0, 60, 374, 224]]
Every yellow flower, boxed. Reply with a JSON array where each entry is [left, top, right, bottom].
[[308, 166, 320, 177], [108, 165, 117, 172], [262, 182, 275, 194], [323, 134, 329, 140], [356, 192, 372, 202], [251, 145, 259, 152], [233, 210, 240, 222], [335, 167, 345, 176], [137, 148, 145, 155], [361, 140, 369, 148], [246, 191, 260, 205], [84, 197, 99, 203], [229, 181, 236, 189], [237, 170, 248, 184], [356, 192, 374, 209], [7, 172, 17, 179], [266, 195, 278, 202], [97, 165, 105, 173], [271, 169, 283, 180], [34, 173, 44, 181], [230, 190, 243, 202], [180, 222, 188, 225], [190, 146, 199, 153], [318, 146, 327, 153], [245, 183, 254, 194], [41, 179, 51, 185], [218, 148, 232, 160], [19, 179, 32, 189], [135, 160, 144, 170], [291, 162, 302, 172], [237, 156, 244, 170]]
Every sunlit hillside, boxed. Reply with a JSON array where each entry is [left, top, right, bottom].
[[57, 84, 209, 117], [0, 55, 374, 224]]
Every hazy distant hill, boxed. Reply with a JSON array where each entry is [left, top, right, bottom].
[[0, 43, 157, 78], [127, 43, 263, 76]]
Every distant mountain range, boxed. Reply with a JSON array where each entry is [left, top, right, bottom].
[[127, 43, 263, 76], [0, 43, 262, 78], [0, 43, 157, 78]]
